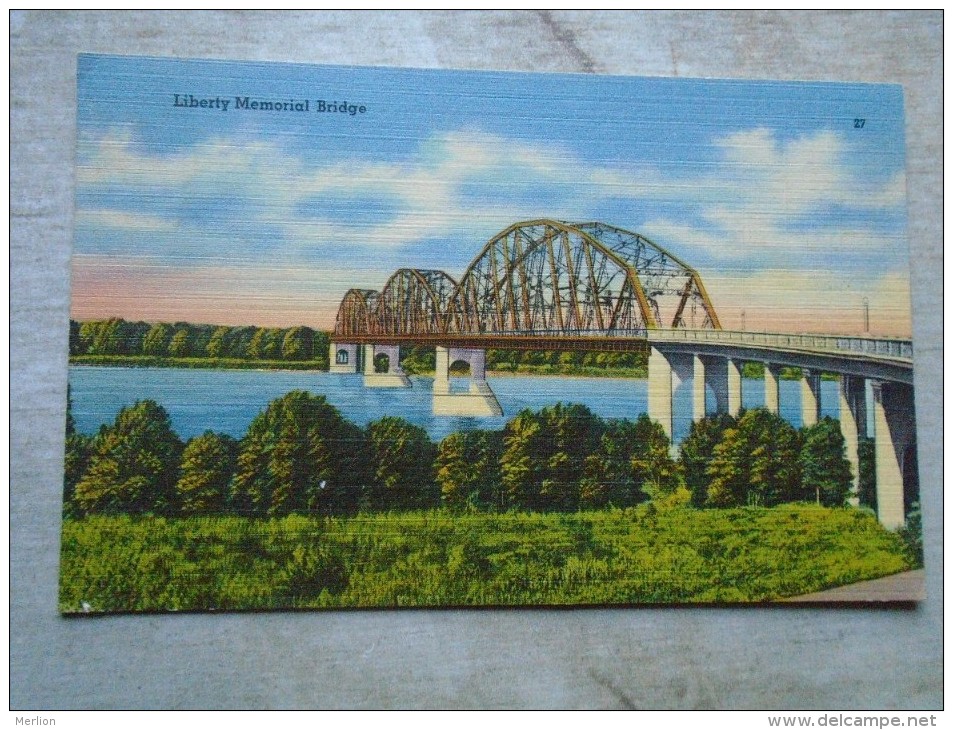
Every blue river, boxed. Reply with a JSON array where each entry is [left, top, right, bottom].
[[68, 366, 841, 444]]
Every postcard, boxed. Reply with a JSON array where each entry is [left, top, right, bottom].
[[62, 54, 921, 612]]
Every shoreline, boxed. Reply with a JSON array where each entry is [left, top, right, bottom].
[[69, 357, 817, 382]]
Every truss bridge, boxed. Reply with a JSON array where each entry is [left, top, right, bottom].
[[328, 219, 915, 528]]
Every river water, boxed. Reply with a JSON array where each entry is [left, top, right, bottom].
[[68, 366, 840, 444]]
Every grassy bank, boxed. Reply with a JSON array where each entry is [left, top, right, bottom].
[[60, 505, 911, 612], [487, 363, 647, 378], [70, 355, 328, 371]]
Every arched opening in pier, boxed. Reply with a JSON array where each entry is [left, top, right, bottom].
[[336, 349, 350, 365], [374, 353, 390, 373], [449, 359, 471, 376]]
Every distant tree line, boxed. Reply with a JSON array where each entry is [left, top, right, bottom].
[[70, 318, 331, 366], [65, 387, 858, 518], [398, 345, 646, 375]]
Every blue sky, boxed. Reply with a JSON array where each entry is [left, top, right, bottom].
[[72, 54, 911, 334]]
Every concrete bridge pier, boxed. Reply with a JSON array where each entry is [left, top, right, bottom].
[[870, 381, 917, 530], [698, 354, 742, 418], [649, 347, 746, 442], [839, 374, 867, 507], [763, 363, 781, 414], [800, 369, 821, 427], [432, 346, 503, 417], [362, 344, 412, 388], [328, 342, 359, 373], [647, 348, 694, 444]]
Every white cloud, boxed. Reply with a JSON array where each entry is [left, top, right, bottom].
[[75, 127, 906, 272], [75, 209, 178, 232]]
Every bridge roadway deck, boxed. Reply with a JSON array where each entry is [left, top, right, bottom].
[[334, 330, 914, 384]]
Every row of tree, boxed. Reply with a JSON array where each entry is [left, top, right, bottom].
[[70, 318, 331, 365], [65, 388, 858, 518], [71, 319, 642, 375], [383, 345, 648, 375], [680, 411, 856, 508]]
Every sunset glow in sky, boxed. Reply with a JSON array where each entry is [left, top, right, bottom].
[[72, 55, 912, 336]]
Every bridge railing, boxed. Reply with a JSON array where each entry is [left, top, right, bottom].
[[646, 329, 913, 362]]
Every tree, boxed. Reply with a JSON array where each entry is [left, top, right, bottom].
[[367, 416, 438, 510], [167, 328, 192, 358], [679, 413, 737, 507], [246, 328, 268, 359], [499, 410, 542, 510], [580, 415, 679, 508], [175, 431, 238, 515], [857, 438, 877, 510], [436, 429, 503, 511], [500, 404, 603, 511], [63, 385, 91, 516], [73, 400, 184, 514], [262, 328, 283, 359], [79, 318, 133, 355], [800, 417, 854, 507], [706, 409, 802, 507], [142, 322, 173, 356], [280, 326, 314, 361], [64, 431, 92, 516], [227, 326, 258, 359], [206, 326, 230, 358], [312, 330, 331, 366], [629, 414, 681, 500], [230, 391, 367, 516], [580, 419, 638, 508], [69, 320, 85, 355]]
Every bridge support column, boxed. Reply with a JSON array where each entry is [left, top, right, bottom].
[[839, 375, 866, 507], [363, 344, 412, 388], [692, 354, 706, 422], [870, 381, 916, 529], [703, 355, 727, 415], [727, 358, 742, 416], [648, 347, 674, 441], [764, 363, 781, 414], [432, 346, 502, 417], [701, 356, 742, 418], [647, 347, 695, 449], [800, 369, 820, 427], [329, 342, 359, 373]]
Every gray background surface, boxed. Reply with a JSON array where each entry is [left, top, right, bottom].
[[10, 10, 942, 710]]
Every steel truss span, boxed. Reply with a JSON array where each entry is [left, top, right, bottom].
[[378, 269, 458, 336], [333, 219, 721, 341]]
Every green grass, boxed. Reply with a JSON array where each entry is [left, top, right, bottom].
[[70, 355, 328, 371], [59, 505, 912, 613]]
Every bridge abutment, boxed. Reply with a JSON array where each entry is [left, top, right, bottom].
[[329, 342, 359, 373], [432, 346, 503, 417], [362, 344, 412, 388]]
